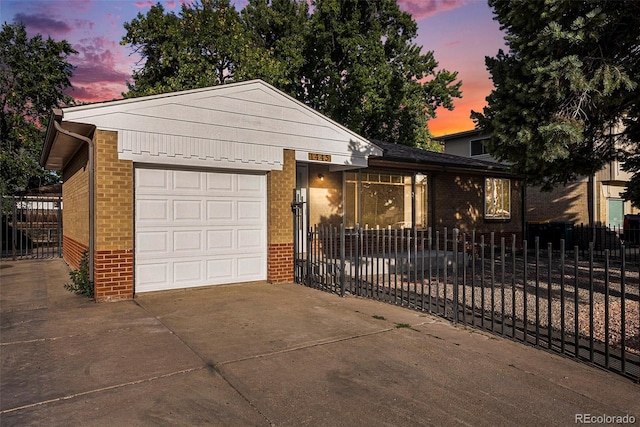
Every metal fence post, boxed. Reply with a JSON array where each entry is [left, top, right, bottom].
[[452, 228, 459, 323], [340, 224, 346, 297], [12, 197, 17, 261]]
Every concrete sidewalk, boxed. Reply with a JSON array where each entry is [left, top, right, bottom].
[[1, 258, 638, 426]]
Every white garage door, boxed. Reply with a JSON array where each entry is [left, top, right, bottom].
[[135, 168, 267, 293]]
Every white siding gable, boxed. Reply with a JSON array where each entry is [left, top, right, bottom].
[[62, 80, 381, 171]]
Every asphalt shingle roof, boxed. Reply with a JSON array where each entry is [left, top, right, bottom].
[[371, 139, 510, 173]]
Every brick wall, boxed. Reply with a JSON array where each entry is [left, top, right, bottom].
[[432, 173, 524, 246], [63, 236, 88, 270], [94, 249, 134, 300], [527, 179, 590, 224], [62, 144, 90, 267], [266, 149, 295, 283], [93, 130, 134, 301]]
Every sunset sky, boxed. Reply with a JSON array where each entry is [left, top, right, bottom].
[[1, 0, 506, 137]]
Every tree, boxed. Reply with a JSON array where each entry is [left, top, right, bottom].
[[300, 0, 461, 149], [123, 0, 279, 97], [240, 0, 309, 97], [0, 23, 76, 196], [122, 0, 462, 149], [621, 96, 640, 206], [473, 1, 639, 200]]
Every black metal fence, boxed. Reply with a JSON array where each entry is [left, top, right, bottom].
[[1, 195, 63, 260], [293, 224, 640, 382]]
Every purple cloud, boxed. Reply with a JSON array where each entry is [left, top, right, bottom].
[[13, 12, 72, 36], [71, 37, 131, 84], [398, 0, 465, 20]]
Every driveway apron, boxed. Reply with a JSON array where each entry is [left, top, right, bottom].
[[1, 258, 639, 426]]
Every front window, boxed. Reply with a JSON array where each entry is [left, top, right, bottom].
[[345, 171, 427, 229], [485, 177, 511, 219]]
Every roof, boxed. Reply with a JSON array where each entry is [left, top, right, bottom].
[[432, 128, 485, 141], [370, 139, 512, 174]]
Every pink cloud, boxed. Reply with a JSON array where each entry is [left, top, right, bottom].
[[398, 0, 466, 20], [65, 36, 133, 102], [135, 1, 155, 8], [67, 83, 126, 103], [72, 18, 95, 31]]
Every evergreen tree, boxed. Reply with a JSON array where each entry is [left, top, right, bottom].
[[473, 1, 639, 201]]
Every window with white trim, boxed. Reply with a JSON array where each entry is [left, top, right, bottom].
[[485, 177, 511, 219]]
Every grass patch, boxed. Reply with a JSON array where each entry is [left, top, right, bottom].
[[372, 315, 386, 320], [395, 323, 412, 329]]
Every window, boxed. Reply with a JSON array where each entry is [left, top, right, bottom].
[[345, 171, 427, 229], [470, 138, 489, 156], [485, 178, 511, 219]]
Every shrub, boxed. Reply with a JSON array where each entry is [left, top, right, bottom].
[[64, 250, 94, 299]]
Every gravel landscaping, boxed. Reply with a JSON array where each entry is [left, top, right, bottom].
[[341, 254, 640, 357]]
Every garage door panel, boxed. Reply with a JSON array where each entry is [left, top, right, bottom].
[[238, 174, 264, 192], [137, 199, 169, 222], [237, 256, 263, 277], [136, 168, 267, 293], [207, 258, 234, 279], [207, 230, 234, 250], [207, 201, 234, 220], [173, 170, 202, 190], [137, 231, 169, 254], [238, 229, 263, 249], [137, 263, 168, 287], [137, 169, 169, 190], [206, 173, 233, 191], [173, 200, 202, 221], [238, 201, 264, 220], [174, 260, 203, 283], [173, 230, 202, 252]]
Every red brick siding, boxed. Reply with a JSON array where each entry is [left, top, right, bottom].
[[267, 243, 294, 283], [94, 249, 133, 301], [63, 235, 89, 270]]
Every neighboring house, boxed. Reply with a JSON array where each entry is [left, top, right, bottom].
[[41, 80, 522, 301], [438, 129, 639, 229]]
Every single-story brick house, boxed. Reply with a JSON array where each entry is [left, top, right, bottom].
[[41, 80, 523, 301]]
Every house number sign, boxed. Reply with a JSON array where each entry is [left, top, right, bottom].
[[308, 153, 332, 162]]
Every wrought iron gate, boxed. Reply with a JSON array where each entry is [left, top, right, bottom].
[[1, 195, 63, 260]]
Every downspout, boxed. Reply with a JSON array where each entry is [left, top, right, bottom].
[[50, 112, 96, 285]]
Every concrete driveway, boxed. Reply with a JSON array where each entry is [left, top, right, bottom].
[[1, 258, 639, 426]]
